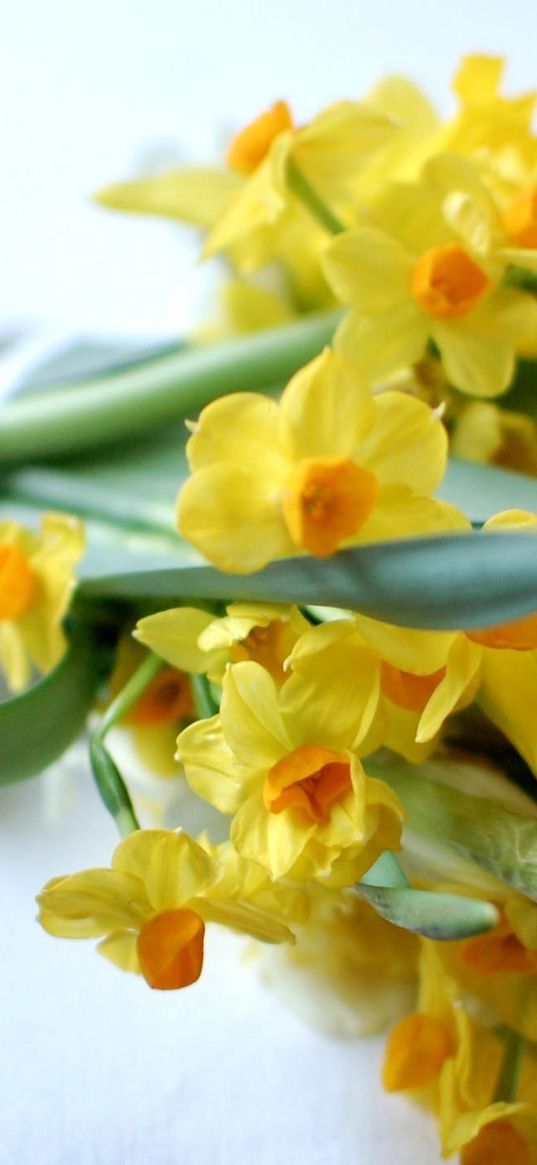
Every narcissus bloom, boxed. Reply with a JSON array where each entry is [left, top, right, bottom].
[[382, 941, 532, 1161], [178, 347, 463, 573], [0, 513, 85, 691], [135, 602, 310, 685], [323, 174, 537, 398], [176, 657, 403, 886], [286, 614, 480, 764], [37, 830, 294, 990]]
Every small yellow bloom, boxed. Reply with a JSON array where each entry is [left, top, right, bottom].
[[135, 602, 309, 685], [323, 172, 537, 397], [178, 347, 461, 573], [451, 400, 537, 476], [37, 830, 294, 990], [0, 513, 85, 691], [176, 656, 402, 886]]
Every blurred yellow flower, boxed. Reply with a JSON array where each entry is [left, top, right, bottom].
[[0, 513, 85, 692]]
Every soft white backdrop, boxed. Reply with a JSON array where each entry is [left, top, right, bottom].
[[0, 3, 535, 1162]]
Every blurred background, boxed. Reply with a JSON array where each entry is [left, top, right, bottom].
[[1, 0, 536, 338]]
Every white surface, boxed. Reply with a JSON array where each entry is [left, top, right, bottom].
[[0, 772, 442, 1165], [1, 4, 535, 1160]]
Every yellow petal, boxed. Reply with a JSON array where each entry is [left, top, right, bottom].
[[231, 791, 316, 879], [134, 607, 216, 673], [97, 931, 141, 974], [220, 661, 291, 767], [279, 348, 375, 460], [176, 715, 244, 812], [94, 167, 242, 228], [185, 392, 282, 472], [36, 869, 150, 935], [432, 318, 514, 397], [177, 461, 294, 573], [478, 649, 537, 773], [112, 829, 217, 911], [334, 304, 428, 382], [323, 227, 412, 312], [358, 390, 448, 493], [417, 635, 482, 742]]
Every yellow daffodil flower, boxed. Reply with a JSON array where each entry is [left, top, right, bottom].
[[382, 941, 531, 1161], [176, 656, 402, 886], [0, 513, 85, 691], [178, 347, 464, 573], [451, 400, 537, 476], [37, 830, 295, 990], [135, 602, 309, 685], [287, 614, 480, 764], [323, 174, 537, 398]]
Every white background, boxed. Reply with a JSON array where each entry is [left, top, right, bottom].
[[0, 3, 535, 1162]]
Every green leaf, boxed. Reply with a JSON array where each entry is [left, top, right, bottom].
[[76, 528, 537, 631], [0, 622, 109, 785], [371, 761, 537, 902], [354, 883, 498, 939], [0, 309, 340, 464]]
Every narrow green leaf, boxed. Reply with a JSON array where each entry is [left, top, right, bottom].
[[371, 761, 537, 902], [0, 623, 109, 784], [89, 736, 140, 837], [355, 883, 498, 939], [77, 529, 537, 631]]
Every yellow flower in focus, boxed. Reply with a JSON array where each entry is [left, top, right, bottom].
[[176, 656, 403, 886], [178, 347, 462, 574], [287, 614, 480, 764], [135, 602, 309, 685], [37, 830, 294, 991], [0, 513, 85, 691], [323, 174, 537, 398]]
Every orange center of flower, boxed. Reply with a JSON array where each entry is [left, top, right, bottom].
[[460, 1120, 531, 1165], [412, 243, 490, 319], [382, 1012, 455, 1092], [465, 610, 537, 651], [503, 185, 537, 249], [281, 456, 378, 557], [264, 744, 352, 824], [0, 543, 37, 621], [380, 662, 447, 713], [128, 669, 194, 726], [226, 100, 294, 176], [460, 913, 537, 975], [230, 621, 289, 682], [137, 908, 205, 990]]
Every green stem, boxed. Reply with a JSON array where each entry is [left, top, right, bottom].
[[360, 850, 409, 888], [98, 651, 163, 739], [493, 1027, 525, 1103], [0, 309, 341, 464], [191, 673, 220, 719], [286, 158, 346, 235]]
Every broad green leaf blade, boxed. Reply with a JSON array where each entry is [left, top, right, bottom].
[[0, 310, 340, 464], [439, 458, 537, 524], [354, 884, 498, 939], [77, 529, 537, 631], [372, 762, 537, 902], [0, 624, 108, 784]]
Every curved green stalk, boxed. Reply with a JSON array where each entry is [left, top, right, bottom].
[[0, 310, 341, 464], [286, 158, 346, 235]]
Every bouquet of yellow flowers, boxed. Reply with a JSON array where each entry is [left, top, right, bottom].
[[4, 53, 537, 1163]]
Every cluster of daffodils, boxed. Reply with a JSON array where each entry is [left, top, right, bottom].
[[4, 53, 537, 1165]]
